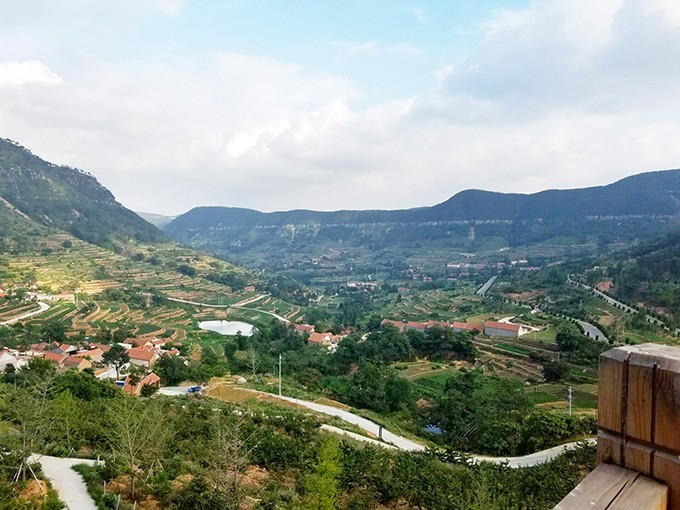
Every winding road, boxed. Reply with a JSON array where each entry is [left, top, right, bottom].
[[184, 385, 594, 467], [576, 319, 609, 343], [165, 294, 289, 323], [0, 301, 50, 325]]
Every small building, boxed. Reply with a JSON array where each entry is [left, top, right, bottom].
[[126, 337, 158, 349], [59, 344, 78, 354], [381, 319, 406, 332], [244, 285, 256, 292], [483, 321, 523, 338], [63, 357, 93, 372], [405, 321, 428, 333], [123, 372, 161, 396], [29, 342, 51, 352], [73, 347, 104, 363], [44, 351, 69, 366], [308, 332, 345, 351], [0, 351, 20, 371], [453, 321, 480, 333], [128, 346, 159, 369], [294, 324, 315, 335], [90, 343, 112, 354]]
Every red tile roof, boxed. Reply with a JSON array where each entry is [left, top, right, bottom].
[[381, 319, 405, 330], [123, 372, 161, 396], [128, 346, 157, 361], [294, 324, 315, 334], [484, 321, 521, 332], [44, 351, 68, 364], [127, 337, 158, 347], [74, 348, 104, 358], [453, 321, 480, 332]]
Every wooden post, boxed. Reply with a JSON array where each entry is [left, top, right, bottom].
[[596, 344, 680, 508]]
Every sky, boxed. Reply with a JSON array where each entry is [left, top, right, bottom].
[[1, 0, 680, 215]]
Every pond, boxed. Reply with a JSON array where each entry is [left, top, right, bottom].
[[198, 320, 256, 336], [423, 425, 444, 435]]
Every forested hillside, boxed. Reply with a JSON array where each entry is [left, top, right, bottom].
[[164, 170, 680, 272], [606, 230, 680, 319], [0, 139, 164, 248]]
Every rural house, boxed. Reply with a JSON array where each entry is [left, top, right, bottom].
[[483, 320, 525, 338]]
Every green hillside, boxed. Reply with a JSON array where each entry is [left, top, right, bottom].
[[0, 138, 164, 248], [164, 170, 680, 279]]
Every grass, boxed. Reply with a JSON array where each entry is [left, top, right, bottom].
[[494, 343, 532, 356], [527, 383, 598, 410]]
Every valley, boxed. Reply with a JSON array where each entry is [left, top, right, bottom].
[[0, 138, 679, 509]]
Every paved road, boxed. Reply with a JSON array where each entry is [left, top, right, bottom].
[[277, 395, 427, 451], [320, 424, 399, 449], [165, 294, 289, 324], [576, 319, 609, 343], [233, 306, 289, 323], [233, 294, 268, 307], [0, 301, 50, 325], [28, 454, 97, 510], [166, 297, 231, 308], [469, 438, 597, 468], [569, 279, 668, 329], [476, 275, 498, 297]]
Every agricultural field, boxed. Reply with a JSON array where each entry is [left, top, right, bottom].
[[2, 231, 250, 303], [527, 383, 598, 413]]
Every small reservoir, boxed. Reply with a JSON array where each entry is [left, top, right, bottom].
[[198, 320, 256, 336]]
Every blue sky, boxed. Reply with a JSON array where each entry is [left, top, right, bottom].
[[1, 0, 680, 214]]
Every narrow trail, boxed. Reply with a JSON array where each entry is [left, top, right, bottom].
[[28, 454, 97, 510]]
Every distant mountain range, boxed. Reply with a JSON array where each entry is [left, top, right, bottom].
[[163, 170, 680, 273], [136, 212, 177, 229], [0, 138, 164, 248]]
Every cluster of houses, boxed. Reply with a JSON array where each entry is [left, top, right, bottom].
[[381, 319, 481, 334], [292, 323, 348, 352], [0, 335, 182, 396], [380, 318, 528, 338]]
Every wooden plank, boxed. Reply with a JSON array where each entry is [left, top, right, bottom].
[[609, 475, 668, 510], [623, 441, 652, 475], [598, 348, 629, 433], [597, 430, 623, 465], [653, 353, 680, 452], [555, 464, 638, 509], [626, 352, 655, 443], [653, 451, 680, 510]]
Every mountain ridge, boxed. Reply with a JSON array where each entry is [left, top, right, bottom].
[[163, 169, 680, 276], [167, 169, 680, 229], [0, 138, 164, 247]]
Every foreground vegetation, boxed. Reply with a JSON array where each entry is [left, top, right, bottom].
[[0, 361, 595, 509]]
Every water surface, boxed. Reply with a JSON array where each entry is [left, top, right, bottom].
[[198, 320, 255, 336]]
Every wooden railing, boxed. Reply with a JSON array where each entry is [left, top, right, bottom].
[[556, 344, 680, 509]]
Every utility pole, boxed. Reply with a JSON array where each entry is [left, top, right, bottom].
[[278, 353, 282, 396], [567, 385, 573, 416]]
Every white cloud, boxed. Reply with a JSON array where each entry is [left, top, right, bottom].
[[0, 60, 62, 86], [1, 0, 680, 215]]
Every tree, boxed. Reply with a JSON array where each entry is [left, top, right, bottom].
[[542, 360, 569, 382], [105, 397, 172, 499], [304, 436, 342, 510], [1, 374, 56, 482], [41, 322, 67, 343], [555, 323, 586, 353], [247, 346, 259, 378], [206, 416, 258, 508], [156, 355, 187, 386], [102, 344, 130, 380]]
